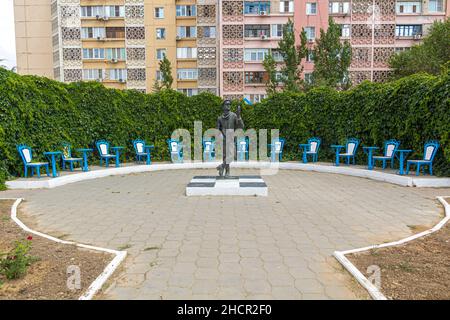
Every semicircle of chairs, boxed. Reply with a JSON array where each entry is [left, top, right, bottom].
[[16, 138, 440, 178]]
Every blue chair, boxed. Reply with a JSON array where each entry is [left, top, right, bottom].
[[167, 139, 183, 163], [338, 138, 360, 165], [236, 137, 249, 161], [96, 140, 119, 167], [16, 144, 50, 178], [203, 140, 215, 162], [406, 141, 440, 176], [372, 139, 400, 169], [299, 137, 321, 163], [269, 138, 285, 162], [61, 142, 83, 171], [133, 139, 153, 164]]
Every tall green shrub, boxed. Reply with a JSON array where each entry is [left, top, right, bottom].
[[0, 68, 449, 187]]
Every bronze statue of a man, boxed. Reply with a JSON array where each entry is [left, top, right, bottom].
[[216, 100, 244, 177]]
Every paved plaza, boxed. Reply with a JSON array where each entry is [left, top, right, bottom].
[[2, 169, 447, 299]]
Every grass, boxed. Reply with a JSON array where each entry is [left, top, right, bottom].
[[118, 244, 132, 250], [144, 246, 161, 251]]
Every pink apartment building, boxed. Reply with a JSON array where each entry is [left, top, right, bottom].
[[219, 0, 294, 102], [294, 0, 450, 85]]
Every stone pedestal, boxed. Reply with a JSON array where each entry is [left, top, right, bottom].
[[186, 176, 268, 196]]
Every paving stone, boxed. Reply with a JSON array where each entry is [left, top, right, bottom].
[[5, 168, 445, 300]]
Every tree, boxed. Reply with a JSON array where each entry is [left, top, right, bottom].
[[154, 54, 173, 91], [276, 20, 308, 92], [312, 17, 352, 90], [262, 54, 278, 96], [389, 18, 450, 78]]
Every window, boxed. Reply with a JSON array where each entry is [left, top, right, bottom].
[[244, 2, 271, 14], [340, 24, 350, 38], [244, 24, 270, 38], [304, 73, 313, 84], [272, 50, 284, 62], [271, 24, 284, 38], [245, 71, 268, 84], [177, 69, 198, 80], [177, 47, 197, 59], [83, 69, 104, 80], [176, 5, 196, 17], [202, 26, 216, 38], [155, 7, 164, 18], [82, 48, 105, 59], [329, 1, 350, 14], [106, 48, 126, 60], [156, 70, 163, 81], [306, 50, 314, 62], [429, 0, 444, 12], [80, 6, 104, 17], [275, 72, 283, 82], [279, 1, 294, 13], [178, 88, 198, 96], [304, 27, 316, 40], [156, 28, 166, 39], [395, 47, 411, 54], [177, 26, 197, 38], [106, 6, 125, 17], [106, 27, 125, 39], [395, 25, 422, 37], [244, 94, 267, 104], [306, 3, 317, 15], [156, 49, 166, 60], [109, 69, 127, 81], [396, 1, 421, 14], [81, 27, 105, 39], [244, 48, 269, 62]]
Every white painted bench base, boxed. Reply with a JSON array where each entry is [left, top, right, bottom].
[[6, 161, 450, 189]]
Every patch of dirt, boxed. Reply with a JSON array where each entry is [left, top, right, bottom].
[[348, 197, 450, 300], [0, 200, 113, 300]]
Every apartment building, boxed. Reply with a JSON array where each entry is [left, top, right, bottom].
[[14, 0, 449, 99], [295, 0, 449, 85]]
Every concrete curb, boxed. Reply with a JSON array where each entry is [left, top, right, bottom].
[[2, 197, 127, 300], [333, 196, 450, 300], [6, 161, 450, 189]]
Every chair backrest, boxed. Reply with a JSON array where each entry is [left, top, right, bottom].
[[237, 137, 248, 152], [423, 140, 439, 162], [167, 139, 180, 154], [384, 139, 400, 158], [62, 142, 72, 159], [96, 140, 110, 156], [272, 138, 285, 153], [17, 144, 32, 164], [346, 138, 360, 155], [308, 137, 321, 153], [203, 140, 214, 153], [133, 139, 145, 154]]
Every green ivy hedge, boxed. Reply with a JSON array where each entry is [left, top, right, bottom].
[[0, 68, 449, 189]]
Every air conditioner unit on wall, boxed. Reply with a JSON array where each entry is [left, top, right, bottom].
[[111, 58, 118, 63], [261, 35, 268, 40], [259, 11, 267, 16], [413, 34, 422, 40]]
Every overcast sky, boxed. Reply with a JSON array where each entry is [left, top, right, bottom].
[[0, 0, 16, 69]]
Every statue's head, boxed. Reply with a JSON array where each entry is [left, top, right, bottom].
[[222, 100, 231, 116]]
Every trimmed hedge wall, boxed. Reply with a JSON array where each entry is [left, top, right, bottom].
[[0, 68, 449, 188]]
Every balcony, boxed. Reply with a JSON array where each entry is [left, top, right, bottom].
[[244, 25, 271, 40], [245, 71, 268, 86], [244, 2, 271, 16]]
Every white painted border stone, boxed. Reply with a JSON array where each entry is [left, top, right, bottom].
[[334, 196, 450, 300], [2, 198, 127, 300], [6, 161, 450, 189]]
